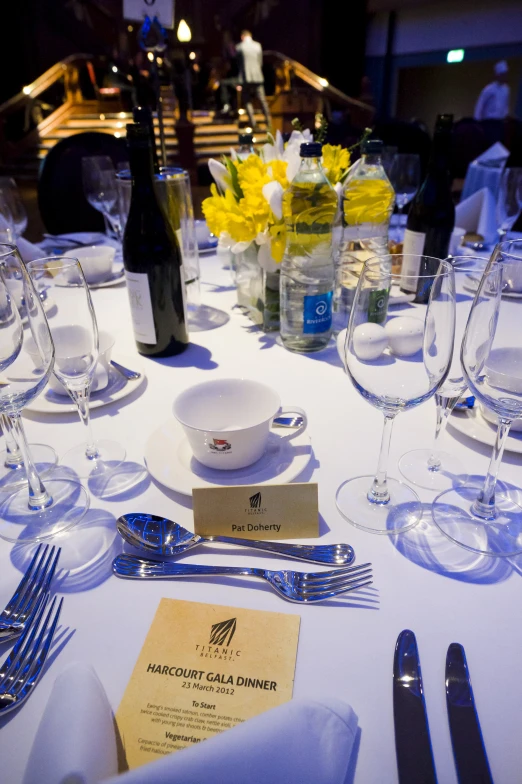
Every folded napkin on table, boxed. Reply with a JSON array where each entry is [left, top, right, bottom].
[[23, 663, 118, 784], [23, 661, 359, 784], [0, 215, 43, 262], [455, 187, 497, 245], [474, 141, 510, 167], [461, 143, 510, 201]]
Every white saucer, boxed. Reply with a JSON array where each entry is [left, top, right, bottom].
[[144, 418, 313, 496], [55, 267, 125, 289], [198, 247, 217, 256], [89, 268, 125, 289], [25, 357, 146, 414], [448, 408, 522, 455]]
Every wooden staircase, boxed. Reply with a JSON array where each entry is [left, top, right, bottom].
[[34, 108, 269, 173]]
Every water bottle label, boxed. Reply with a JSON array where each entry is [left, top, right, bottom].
[[303, 292, 333, 334], [400, 230, 425, 292], [368, 288, 390, 324], [125, 271, 156, 344]]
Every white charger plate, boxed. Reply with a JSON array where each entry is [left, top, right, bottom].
[[144, 418, 313, 496], [448, 408, 522, 455], [25, 357, 146, 414], [463, 273, 522, 300]]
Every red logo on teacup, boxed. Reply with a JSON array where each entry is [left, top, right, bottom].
[[209, 438, 232, 452]]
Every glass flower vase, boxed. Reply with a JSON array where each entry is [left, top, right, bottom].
[[235, 244, 280, 332]]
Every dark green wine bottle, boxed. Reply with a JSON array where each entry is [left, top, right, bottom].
[[400, 114, 455, 303], [123, 123, 189, 357]]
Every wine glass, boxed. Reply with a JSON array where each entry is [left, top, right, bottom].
[[0, 191, 15, 243], [0, 177, 28, 238], [398, 257, 489, 491], [432, 241, 522, 556], [0, 412, 57, 491], [26, 257, 126, 479], [81, 156, 122, 239], [0, 244, 89, 543], [336, 256, 456, 534], [496, 168, 522, 240], [389, 154, 420, 236]]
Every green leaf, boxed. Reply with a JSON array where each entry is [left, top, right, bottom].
[[224, 158, 244, 201]]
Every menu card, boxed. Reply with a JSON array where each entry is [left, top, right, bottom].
[[115, 598, 301, 771]]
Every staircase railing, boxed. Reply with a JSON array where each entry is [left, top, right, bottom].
[[264, 50, 374, 121], [0, 54, 92, 163]]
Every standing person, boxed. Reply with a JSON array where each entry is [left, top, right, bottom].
[[236, 30, 270, 130], [474, 61, 511, 121]]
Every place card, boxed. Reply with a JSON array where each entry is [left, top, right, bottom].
[[193, 482, 319, 540], [115, 598, 300, 771]]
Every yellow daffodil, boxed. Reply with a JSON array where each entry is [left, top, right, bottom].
[[237, 155, 270, 196], [269, 223, 286, 263], [322, 144, 350, 185], [343, 178, 395, 225], [269, 159, 289, 190], [202, 185, 234, 237]]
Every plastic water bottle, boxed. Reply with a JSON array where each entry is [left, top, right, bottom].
[[333, 139, 395, 333], [280, 142, 337, 353]]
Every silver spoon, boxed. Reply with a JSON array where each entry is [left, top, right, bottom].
[[117, 513, 355, 565], [272, 415, 304, 428]]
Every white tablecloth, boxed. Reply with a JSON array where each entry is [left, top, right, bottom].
[[1, 254, 522, 783]]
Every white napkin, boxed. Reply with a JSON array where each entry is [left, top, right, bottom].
[[108, 698, 358, 784], [24, 673, 358, 784], [455, 187, 497, 244], [0, 215, 43, 262], [475, 141, 509, 165], [23, 663, 118, 784]]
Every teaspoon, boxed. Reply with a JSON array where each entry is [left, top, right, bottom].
[[117, 513, 355, 566]]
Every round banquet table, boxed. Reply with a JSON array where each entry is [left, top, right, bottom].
[[1, 252, 522, 784]]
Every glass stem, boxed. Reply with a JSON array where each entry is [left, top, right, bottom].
[[368, 413, 396, 505], [427, 393, 460, 472], [73, 385, 99, 460], [9, 412, 52, 510], [1, 413, 24, 469], [471, 418, 512, 521]]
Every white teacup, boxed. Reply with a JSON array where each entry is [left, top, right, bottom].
[[26, 328, 114, 395], [73, 246, 115, 284], [173, 378, 307, 470]]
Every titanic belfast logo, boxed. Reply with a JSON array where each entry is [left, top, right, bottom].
[[249, 492, 262, 509], [209, 618, 237, 647], [209, 438, 232, 451]]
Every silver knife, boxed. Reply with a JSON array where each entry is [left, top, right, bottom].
[[446, 643, 493, 784], [393, 630, 437, 784]]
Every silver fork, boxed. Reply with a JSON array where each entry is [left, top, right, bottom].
[[0, 545, 61, 642], [113, 555, 372, 603], [0, 593, 64, 715]]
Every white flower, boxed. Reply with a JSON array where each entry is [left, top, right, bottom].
[[262, 181, 284, 220], [258, 241, 279, 273], [208, 158, 230, 193], [231, 241, 252, 254]]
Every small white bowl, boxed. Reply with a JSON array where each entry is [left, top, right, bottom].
[[480, 403, 522, 432], [73, 246, 115, 284], [486, 347, 522, 395], [25, 329, 115, 395]]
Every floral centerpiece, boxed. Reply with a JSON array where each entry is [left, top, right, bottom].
[[202, 121, 360, 329]]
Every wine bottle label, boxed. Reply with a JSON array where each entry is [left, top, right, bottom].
[[400, 229, 426, 292], [303, 291, 333, 334], [125, 271, 156, 345]]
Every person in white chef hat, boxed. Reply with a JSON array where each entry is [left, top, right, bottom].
[[474, 61, 511, 121]]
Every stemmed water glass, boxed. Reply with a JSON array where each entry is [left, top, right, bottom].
[[81, 156, 122, 239], [0, 412, 57, 491], [496, 168, 522, 240], [0, 244, 89, 543], [398, 257, 489, 491], [26, 257, 126, 479], [336, 256, 456, 534], [0, 177, 28, 238], [432, 241, 522, 556], [389, 154, 420, 236]]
